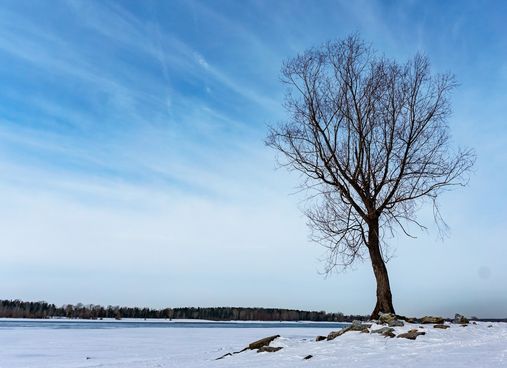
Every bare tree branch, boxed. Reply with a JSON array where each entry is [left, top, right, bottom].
[[266, 35, 475, 317]]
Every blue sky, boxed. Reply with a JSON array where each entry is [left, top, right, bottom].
[[0, 0, 506, 317]]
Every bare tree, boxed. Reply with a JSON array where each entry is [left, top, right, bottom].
[[266, 35, 475, 318]]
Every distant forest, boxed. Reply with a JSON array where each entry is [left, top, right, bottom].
[[0, 299, 366, 321]]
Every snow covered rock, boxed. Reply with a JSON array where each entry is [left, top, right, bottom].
[[371, 326, 396, 338], [378, 312, 397, 324], [397, 328, 426, 340], [420, 316, 445, 324], [371, 327, 395, 334], [388, 319, 404, 327], [327, 327, 351, 340], [216, 334, 281, 359], [257, 346, 282, 353], [453, 313, 469, 324], [378, 313, 405, 327], [327, 320, 371, 340], [247, 335, 280, 350], [434, 324, 450, 329]]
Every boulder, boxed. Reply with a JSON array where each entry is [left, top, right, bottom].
[[327, 321, 370, 340], [315, 335, 326, 342], [248, 335, 280, 350], [433, 324, 450, 329], [397, 329, 426, 340], [383, 331, 396, 338], [327, 326, 351, 340], [215, 334, 281, 360], [403, 317, 418, 324], [351, 320, 372, 329], [257, 346, 282, 353], [371, 327, 396, 338], [350, 320, 371, 332], [420, 316, 444, 324], [371, 327, 395, 334], [453, 314, 469, 324], [379, 312, 397, 324], [388, 319, 404, 327]]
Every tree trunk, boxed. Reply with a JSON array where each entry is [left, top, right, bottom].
[[367, 217, 395, 319]]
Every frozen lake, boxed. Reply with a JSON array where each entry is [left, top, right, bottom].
[[0, 319, 345, 368], [1, 319, 506, 367], [0, 319, 347, 330]]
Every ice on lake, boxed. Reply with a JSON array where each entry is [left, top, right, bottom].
[[1, 319, 506, 367]]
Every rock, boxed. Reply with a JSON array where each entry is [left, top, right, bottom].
[[383, 331, 396, 338], [257, 346, 282, 353], [472, 321, 477, 325], [216, 335, 281, 360], [397, 329, 426, 340], [350, 320, 371, 332], [248, 335, 280, 350], [315, 335, 326, 342], [403, 317, 418, 324], [371, 327, 396, 338], [327, 321, 370, 340], [351, 320, 372, 329], [388, 319, 404, 327], [453, 314, 469, 324], [379, 312, 397, 324], [327, 326, 351, 340], [303, 355, 313, 360], [433, 324, 451, 330], [371, 327, 395, 334], [420, 316, 444, 324], [434, 324, 450, 329], [460, 324, 468, 327], [488, 325, 493, 328]]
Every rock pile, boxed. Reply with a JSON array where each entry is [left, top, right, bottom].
[[217, 312, 477, 361]]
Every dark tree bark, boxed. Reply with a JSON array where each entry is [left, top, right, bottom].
[[266, 35, 475, 319], [367, 217, 395, 317]]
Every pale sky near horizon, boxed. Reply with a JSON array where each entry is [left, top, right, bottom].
[[0, 0, 506, 318]]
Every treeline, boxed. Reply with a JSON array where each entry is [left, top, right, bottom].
[[0, 299, 366, 321]]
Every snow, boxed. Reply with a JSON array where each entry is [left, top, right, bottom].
[[0, 321, 506, 367]]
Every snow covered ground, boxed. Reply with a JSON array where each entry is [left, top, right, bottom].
[[0, 320, 506, 367]]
